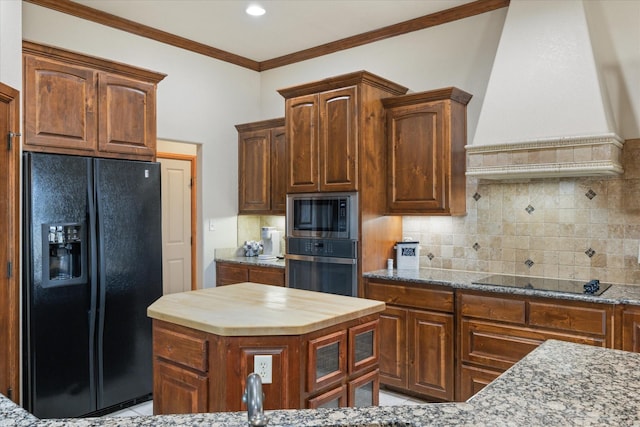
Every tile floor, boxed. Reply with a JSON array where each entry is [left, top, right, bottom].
[[105, 389, 427, 417]]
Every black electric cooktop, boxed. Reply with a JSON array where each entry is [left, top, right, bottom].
[[472, 274, 611, 296]]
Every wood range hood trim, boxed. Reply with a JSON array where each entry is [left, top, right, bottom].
[[465, 132, 624, 180]]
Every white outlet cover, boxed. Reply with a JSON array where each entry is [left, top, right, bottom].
[[254, 355, 272, 384]]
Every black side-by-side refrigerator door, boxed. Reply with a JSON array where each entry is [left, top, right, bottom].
[[23, 153, 96, 418], [94, 158, 162, 410]]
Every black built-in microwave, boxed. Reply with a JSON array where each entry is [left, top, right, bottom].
[[286, 192, 358, 240]]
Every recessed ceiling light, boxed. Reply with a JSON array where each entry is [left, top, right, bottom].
[[246, 4, 266, 16]]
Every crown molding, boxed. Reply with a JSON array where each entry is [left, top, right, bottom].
[[24, 0, 510, 71]]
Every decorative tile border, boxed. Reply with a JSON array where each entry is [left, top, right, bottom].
[[466, 133, 624, 179]]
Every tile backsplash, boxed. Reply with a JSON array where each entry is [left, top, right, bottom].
[[237, 215, 286, 254], [235, 141, 640, 285], [403, 139, 640, 285]]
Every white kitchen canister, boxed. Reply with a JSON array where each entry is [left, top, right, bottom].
[[395, 241, 420, 270]]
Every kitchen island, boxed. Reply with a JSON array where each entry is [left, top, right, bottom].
[[147, 282, 385, 414], [4, 339, 640, 426]]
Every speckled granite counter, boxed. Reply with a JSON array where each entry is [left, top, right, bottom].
[[215, 248, 285, 269], [5, 340, 640, 426], [365, 267, 640, 305]]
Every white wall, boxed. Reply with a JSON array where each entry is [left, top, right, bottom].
[[0, 0, 21, 89], [21, 3, 261, 288], [16, 0, 637, 288], [259, 8, 508, 145]]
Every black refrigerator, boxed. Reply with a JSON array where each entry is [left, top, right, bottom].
[[22, 152, 162, 418]]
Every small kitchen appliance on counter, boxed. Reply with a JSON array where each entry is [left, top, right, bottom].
[[259, 227, 280, 259], [395, 241, 420, 270]]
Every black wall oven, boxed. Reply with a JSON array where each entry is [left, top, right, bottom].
[[286, 193, 359, 297], [286, 238, 357, 297]]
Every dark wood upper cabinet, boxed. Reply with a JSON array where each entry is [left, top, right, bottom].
[[236, 117, 286, 214], [98, 73, 157, 158], [383, 87, 472, 215], [23, 54, 98, 153], [23, 41, 165, 161], [279, 71, 407, 194]]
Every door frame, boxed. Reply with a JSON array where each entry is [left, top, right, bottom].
[[0, 82, 21, 402], [157, 152, 197, 291]]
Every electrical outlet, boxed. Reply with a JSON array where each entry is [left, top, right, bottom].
[[254, 355, 272, 384]]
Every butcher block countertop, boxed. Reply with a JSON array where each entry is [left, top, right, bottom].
[[147, 282, 385, 336]]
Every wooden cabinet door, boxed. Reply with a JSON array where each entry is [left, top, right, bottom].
[[408, 309, 454, 401], [98, 73, 156, 159], [458, 364, 501, 401], [286, 94, 319, 193], [387, 101, 447, 213], [622, 309, 640, 352], [23, 55, 98, 153], [154, 360, 208, 414], [348, 368, 379, 407], [377, 306, 407, 388], [238, 128, 271, 212], [270, 126, 287, 213], [318, 87, 358, 192], [307, 384, 347, 409], [307, 330, 347, 393]]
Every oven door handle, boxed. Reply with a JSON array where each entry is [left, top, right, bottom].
[[285, 254, 357, 265]]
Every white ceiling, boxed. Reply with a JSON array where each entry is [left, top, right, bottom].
[[71, 0, 477, 62]]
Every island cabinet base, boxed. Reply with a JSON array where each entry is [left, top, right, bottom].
[[152, 314, 381, 414]]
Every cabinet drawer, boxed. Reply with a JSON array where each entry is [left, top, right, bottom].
[[153, 323, 208, 372], [217, 263, 249, 285], [366, 281, 453, 312], [460, 319, 543, 371], [528, 301, 608, 336], [460, 319, 607, 371], [459, 293, 525, 324], [249, 266, 285, 286]]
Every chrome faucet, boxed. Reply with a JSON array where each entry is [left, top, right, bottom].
[[243, 373, 268, 426]]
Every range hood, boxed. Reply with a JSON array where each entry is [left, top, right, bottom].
[[467, 0, 623, 180]]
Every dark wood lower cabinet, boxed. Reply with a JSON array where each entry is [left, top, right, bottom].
[[216, 261, 285, 286], [152, 315, 380, 414], [622, 308, 640, 352], [456, 290, 614, 401], [365, 279, 455, 402], [409, 310, 454, 401], [154, 360, 208, 414], [377, 306, 407, 389], [459, 365, 501, 400], [366, 279, 618, 403]]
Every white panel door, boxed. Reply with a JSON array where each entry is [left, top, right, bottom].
[[159, 157, 192, 294]]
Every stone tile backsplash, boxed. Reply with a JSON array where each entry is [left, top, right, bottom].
[[237, 215, 286, 254], [236, 140, 640, 285], [404, 139, 640, 285]]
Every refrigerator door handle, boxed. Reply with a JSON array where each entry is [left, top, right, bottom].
[[87, 159, 99, 407], [92, 159, 108, 409]]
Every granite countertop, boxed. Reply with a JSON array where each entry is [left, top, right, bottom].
[[215, 249, 285, 269], [147, 282, 385, 336], [5, 339, 640, 426], [364, 267, 640, 305]]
